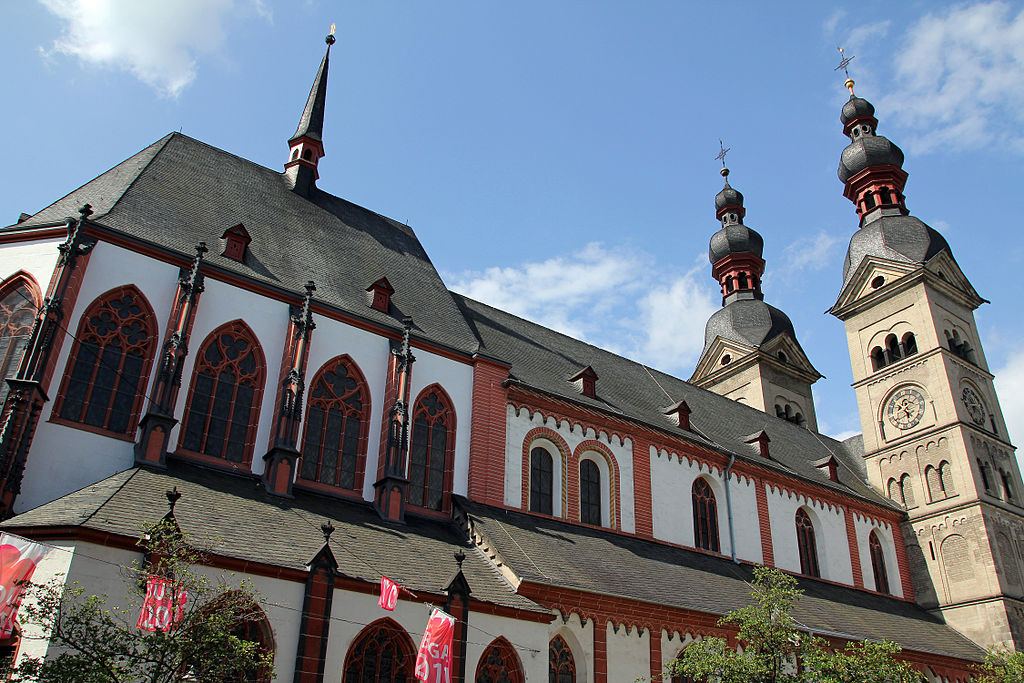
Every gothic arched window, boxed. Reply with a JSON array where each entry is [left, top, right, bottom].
[[692, 478, 720, 552], [795, 508, 820, 578], [869, 530, 890, 595], [299, 356, 370, 491], [579, 459, 602, 526], [408, 385, 455, 511], [548, 635, 576, 683], [193, 592, 275, 683], [0, 275, 39, 407], [476, 637, 524, 683], [530, 447, 553, 515], [54, 286, 156, 436], [180, 321, 265, 465], [343, 618, 414, 683]]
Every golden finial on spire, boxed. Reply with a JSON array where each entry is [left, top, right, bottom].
[[835, 46, 855, 95], [326, 23, 337, 46]]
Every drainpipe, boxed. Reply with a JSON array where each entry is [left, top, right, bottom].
[[724, 454, 740, 564]]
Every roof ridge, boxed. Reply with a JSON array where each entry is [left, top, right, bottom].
[[80, 467, 144, 527]]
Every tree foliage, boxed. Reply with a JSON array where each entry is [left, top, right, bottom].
[[2, 520, 274, 682], [664, 566, 922, 683], [976, 648, 1024, 683]]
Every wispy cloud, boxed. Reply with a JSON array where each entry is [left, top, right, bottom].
[[781, 230, 842, 274], [845, 1, 1024, 154], [994, 349, 1024, 455], [448, 243, 717, 376], [38, 0, 270, 97]]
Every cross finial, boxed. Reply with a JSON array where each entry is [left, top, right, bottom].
[[715, 139, 730, 169], [454, 549, 466, 570], [166, 487, 181, 514], [321, 520, 335, 542], [835, 46, 856, 95]]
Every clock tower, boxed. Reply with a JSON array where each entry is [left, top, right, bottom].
[[828, 81, 1024, 650]]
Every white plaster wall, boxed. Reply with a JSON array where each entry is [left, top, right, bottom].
[[301, 313, 391, 501], [766, 485, 853, 585], [853, 514, 904, 597], [504, 407, 636, 533], [407, 348, 474, 499], [550, 613, 592, 683], [649, 448, 762, 563], [606, 622, 650, 683], [0, 238, 64, 292], [169, 276, 289, 476], [466, 611, 549, 682], [18, 243, 180, 513]]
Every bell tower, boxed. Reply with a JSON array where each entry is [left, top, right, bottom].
[[828, 69, 1024, 649]]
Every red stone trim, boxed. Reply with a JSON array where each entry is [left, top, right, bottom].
[[892, 523, 915, 600], [0, 271, 43, 308], [754, 477, 775, 566], [0, 226, 68, 245], [375, 351, 399, 483], [843, 507, 864, 588], [649, 627, 662, 682], [520, 427, 570, 516], [467, 356, 510, 507], [46, 415, 137, 442], [631, 435, 654, 537], [40, 245, 93, 392], [593, 618, 607, 683]]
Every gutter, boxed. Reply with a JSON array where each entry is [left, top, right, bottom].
[[724, 453, 739, 564]]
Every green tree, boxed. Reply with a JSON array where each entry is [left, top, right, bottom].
[[976, 647, 1024, 683], [802, 638, 921, 683], [3, 520, 274, 682]]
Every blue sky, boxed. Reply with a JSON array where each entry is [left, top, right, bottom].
[[3, 1, 1023, 450]]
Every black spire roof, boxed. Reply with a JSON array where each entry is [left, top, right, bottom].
[[290, 32, 335, 143]]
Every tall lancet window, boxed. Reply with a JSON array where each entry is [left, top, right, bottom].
[[408, 385, 455, 511], [579, 459, 602, 526], [0, 276, 39, 407], [795, 508, 820, 578], [869, 530, 890, 594], [530, 447, 553, 515], [180, 321, 265, 465], [55, 286, 156, 436], [692, 478, 720, 552], [299, 355, 370, 491]]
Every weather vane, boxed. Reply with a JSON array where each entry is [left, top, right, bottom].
[[835, 46, 856, 95], [715, 139, 730, 168]]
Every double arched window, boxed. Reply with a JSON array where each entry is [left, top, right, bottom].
[[925, 461, 956, 502], [886, 473, 916, 508], [299, 356, 369, 491], [408, 385, 455, 511], [869, 531, 890, 595], [343, 618, 415, 682], [548, 635, 576, 683], [476, 637, 524, 683], [530, 447, 554, 515], [180, 321, 265, 465], [0, 275, 39, 407], [869, 332, 918, 371], [692, 478, 720, 552], [579, 459, 602, 526], [795, 508, 820, 578], [55, 286, 156, 436]]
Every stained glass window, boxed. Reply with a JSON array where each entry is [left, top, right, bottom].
[[408, 387, 454, 511], [0, 279, 37, 407], [344, 619, 414, 683], [300, 356, 368, 490], [692, 478, 720, 552]]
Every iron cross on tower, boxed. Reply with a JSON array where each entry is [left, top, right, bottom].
[[715, 140, 730, 168], [835, 46, 856, 94]]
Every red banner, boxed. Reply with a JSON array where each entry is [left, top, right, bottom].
[[414, 607, 455, 683], [379, 575, 399, 611], [0, 532, 52, 638], [136, 575, 187, 632]]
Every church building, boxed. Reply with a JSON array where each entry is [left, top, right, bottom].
[[0, 29, 1020, 682]]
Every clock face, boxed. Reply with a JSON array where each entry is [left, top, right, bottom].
[[962, 387, 986, 425], [886, 387, 926, 430]]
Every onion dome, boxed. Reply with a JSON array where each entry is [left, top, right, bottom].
[[838, 133, 905, 184], [709, 168, 763, 264], [841, 96, 875, 129], [715, 181, 743, 213], [702, 299, 796, 354]]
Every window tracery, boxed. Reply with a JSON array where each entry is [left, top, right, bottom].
[[343, 618, 414, 683], [0, 277, 38, 407], [869, 530, 890, 594], [692, 478, 720, 552], [795, 508, 820, 578], [548, 635, 576, 683], [299, 356, 369, 491], [476, 637, 524, 683], [408, 385, 455, 511]]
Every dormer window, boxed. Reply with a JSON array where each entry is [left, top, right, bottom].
[[745, 430, 770, 459], [665, 400, 691, 431], [570, 366, 597, 399], [221, 223, 251, 262], [366, 277, 395, 313], [815, 456, 839, 483]]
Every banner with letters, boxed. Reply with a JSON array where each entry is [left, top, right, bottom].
[[0, 532, 53, 638], [414, 607, 455, 683], [136, 575, 187, 632]]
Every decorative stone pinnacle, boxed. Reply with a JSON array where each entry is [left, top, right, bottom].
[[321, 520, 335, 542], [78, 204, 93, 220], [166, 486, 181, 513], [195, 241, 208, 258]]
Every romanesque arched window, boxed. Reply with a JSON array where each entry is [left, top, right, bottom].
[[548, 635, 576, 683], [692, 478, 720, 552], [870, 346, 885, 372], [887, 477, 904, 506], [978, 458, 992, 493], [299, 355, 369, 491], [1002, 470, 1015, 502], [885, 334, 901, 364], [900, 473, 916, 507], [530, 447, 553, 515], [869, 530, 890, 595], [901, 332, 917, 357], [180, 321, 265, 465], [476, 636, 524, 683], [54, 286, 156, 436], [795, 508, 820, 578], [939, 461, 956, 497], [579, 459, 602, 526], [0, 274, 39, 407], [925, 465, 945, 502], [408, 385, 455, 511], [343, 618, 415, 682]]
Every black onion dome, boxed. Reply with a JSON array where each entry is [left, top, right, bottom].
[[841, 96, 875, 126], [842, 214, 950, 283], [838, 135, 904, 183], [709, 224, 764, 264], [703, 299, 796, 353], [715, 183, 743, 211]]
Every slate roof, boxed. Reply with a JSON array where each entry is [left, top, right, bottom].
[[453, 293, 892, 509], [701, 298, 798, 355], [842, 212, 951, 285], [0, 463, 543, 615], [7, 133, 479, 355], [461, 499, 986, 661]]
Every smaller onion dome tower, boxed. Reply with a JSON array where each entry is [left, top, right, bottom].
[[691, 163, 822, 430]]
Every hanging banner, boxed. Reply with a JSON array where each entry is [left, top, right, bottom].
[[379, 575, 399, 611], [0, 532, 53, 638], [414, 607, 455, 683], [136, 575, 187, 632]]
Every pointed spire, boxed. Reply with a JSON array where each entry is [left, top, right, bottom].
[[285, 26, 336, 197], [290, 27, 335, 144]]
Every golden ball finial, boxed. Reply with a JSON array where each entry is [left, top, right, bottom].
[[845, 78, 856, 95]]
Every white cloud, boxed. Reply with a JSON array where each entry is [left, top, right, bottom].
[[994, 349, 1024, 456], [781, 230, 842, 274], [448, 243, 717, 376], [38, 0, 269, 97], [858, 2, 1024, 154]]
